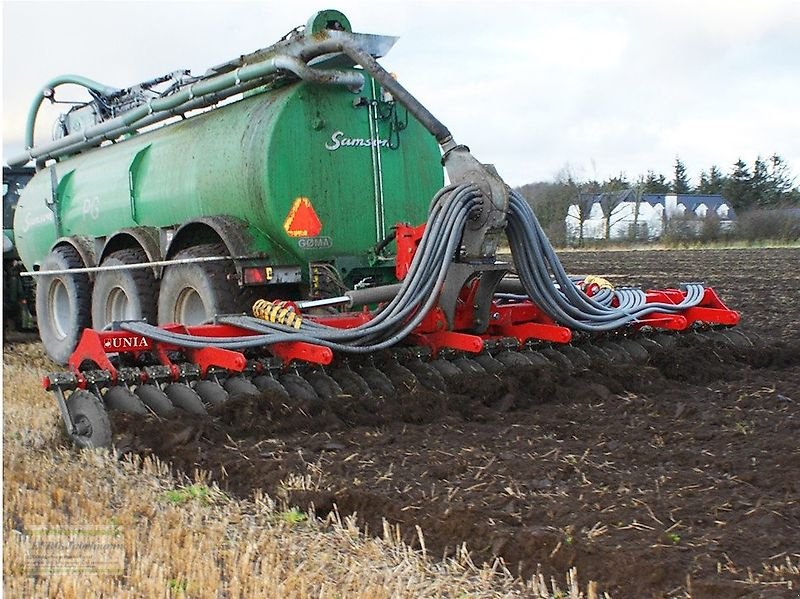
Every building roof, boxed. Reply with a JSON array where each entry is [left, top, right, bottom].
[[577, 192, 736, 219]]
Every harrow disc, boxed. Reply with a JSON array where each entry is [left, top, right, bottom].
[[105, 387, 148, 415], [494, 350, 533, 368], [357, 366, 396, 396], [382, 361, 420, 391], [405, 360, 448, 392], [279, 373, 320, 402], [615, 339, 650, 364], [474, 354, 505, 374], [224, 376, 260, 396], [252, 375, 291, 401], [135, 384, 175, 415], [429, 358, 463, 379], [330, 368, 374, 399], [452, 357, 487, 375], [66, 390, 112, 449], [194, 380, 228, 407], [305, 370, 344, 400], [165, 383, 207, 415]]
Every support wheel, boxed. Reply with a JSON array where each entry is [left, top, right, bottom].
[[36, 245, 92, 364], [66, 390, 112, 449], [92, 248, 157, 330], [157, 243, 248, 325]]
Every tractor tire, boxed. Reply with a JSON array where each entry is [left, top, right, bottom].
[[91, 248, 157, 330], [66, 390, 112, 449], [36, 245, 92, 364], [157, 243, 246, 326]]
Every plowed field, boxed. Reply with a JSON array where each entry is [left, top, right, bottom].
[[7, 248, 800, 597]]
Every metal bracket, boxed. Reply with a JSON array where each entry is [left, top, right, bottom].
[[439, 262, 510, 332]]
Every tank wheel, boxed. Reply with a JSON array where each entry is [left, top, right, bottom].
[[224, 376, 260, 396], [91, 248, 157, 330], [105, 386, 149, 415], [157, 243, 249, 326], [194, 380, 228, 407], [357, 366, 396, 397], [165, 383, 207, 415], [279, 373, 320, 402], [36, 245, 92, 364], [66, 390, 112, 449], [135, 385, 175, 415], [558, 346, 592, 370]]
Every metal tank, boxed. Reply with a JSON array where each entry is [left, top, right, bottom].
[[10, 10, 443, 363]]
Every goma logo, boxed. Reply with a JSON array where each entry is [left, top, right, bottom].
[[298, 237, 333, 250]]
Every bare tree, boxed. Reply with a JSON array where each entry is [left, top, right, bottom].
[[566, 192, 596, 247], [598, 190, 631, 240]]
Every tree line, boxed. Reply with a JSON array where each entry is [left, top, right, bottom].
[[515, 154, 800, 245]]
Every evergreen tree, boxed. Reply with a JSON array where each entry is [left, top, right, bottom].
[[751, 156, 771, 207], [723, 159, 754, 210], [697, 165, 725, 194], [642, 170, 670, 193], [671, 157, 692, 194], [766, 154, 799, 206]]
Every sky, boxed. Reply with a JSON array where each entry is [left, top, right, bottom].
[[2, 0, 799, 187]]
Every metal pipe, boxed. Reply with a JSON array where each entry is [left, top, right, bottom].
[[338, 38, 454, 149], [20, 254, 244, 277], [24, 75, 120, 149], [9, 56, 363, 166]]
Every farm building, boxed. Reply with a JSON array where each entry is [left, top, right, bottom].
[[565, 191, 736, 243]]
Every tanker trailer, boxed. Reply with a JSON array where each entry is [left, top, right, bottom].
[[11, 10, 742, 449], [10, 10, 442, 363]]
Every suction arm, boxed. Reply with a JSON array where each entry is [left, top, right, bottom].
[[23, 75, 120, 150]]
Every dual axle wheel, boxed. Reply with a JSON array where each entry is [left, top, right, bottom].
[[36, 243, 245, 364]]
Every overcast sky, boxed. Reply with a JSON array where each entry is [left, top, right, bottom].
[[3, 0, 799, 187]]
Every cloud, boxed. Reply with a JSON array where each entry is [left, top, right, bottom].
[[3, 0, 798, 185]]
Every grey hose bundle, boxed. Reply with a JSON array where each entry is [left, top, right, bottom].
[[123, 183, 482, 351], [122, 183, 705, 350], [505, 189, 704, 332]]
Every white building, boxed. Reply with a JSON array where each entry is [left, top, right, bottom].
[[566, 192, 735, 243]]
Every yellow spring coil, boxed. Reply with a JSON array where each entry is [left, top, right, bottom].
[[583, 275, 614, 291], [252, 299, 302, 329]]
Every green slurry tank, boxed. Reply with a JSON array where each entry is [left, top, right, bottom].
[[10, 10, 444, 363]]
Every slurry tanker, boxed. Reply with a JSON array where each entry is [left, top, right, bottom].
[[9, 10, 739, 447]]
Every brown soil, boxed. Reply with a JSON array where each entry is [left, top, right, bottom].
[[100, 248, 800, 597]]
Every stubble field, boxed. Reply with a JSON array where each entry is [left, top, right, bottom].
[[4, 247, 799, 598]]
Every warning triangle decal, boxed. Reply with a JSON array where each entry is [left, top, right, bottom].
[[283, 197, 322, 238]]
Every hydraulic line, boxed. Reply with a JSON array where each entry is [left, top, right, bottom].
[[505, 190, 704, 331], [122, 184, 482, 352]]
